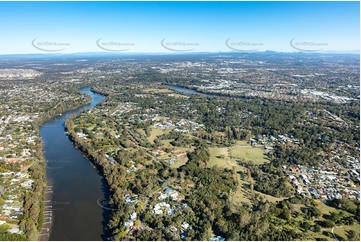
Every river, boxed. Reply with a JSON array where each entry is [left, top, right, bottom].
[[40, 88, 108, 241]]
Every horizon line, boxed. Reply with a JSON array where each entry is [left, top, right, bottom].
[[0, 50, 360, 57]]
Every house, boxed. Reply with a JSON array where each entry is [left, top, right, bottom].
[[299, 174, 308, 180], [11, 206, 21, 212], [158, 193, 167, 200], [170, 191, 179, 201], [181, 222, 190, 230], [153, 206, 163, 215], [182, 203, 189, 209], [76, 132, 88, 138], [296, 185, 303, 194], [158, 188, 180, 201], [291, 178, 299, 185], [10, 211, 24, 219], [124, 221, 134, 228], [210, 236, 225, 241], [289, 167, 300, 173], [7, 227, 23, 234], [309, 187, 320, 199], [293, 139, 300, 145], [4, 158, 23, 163], [0, 172, 14, 176], [124, 194, 137, 204], [21, 180, 34, 188], [2, 210, 11, 216], [153, 202, 171, 215], [153, 150, 165, 156], [169, 225, 178, 232], [2, 204, 11, 210], [21, 149, 31, 157], [167, 208, 175, 216], [11, 178, 20, 183], [15, 172, 26, 178], [181, 232, 188, 239], [130, 212, 137, 221], [335, 193, 342, 199]]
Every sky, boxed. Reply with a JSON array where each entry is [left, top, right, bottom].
[[0, 1, 359, 54]]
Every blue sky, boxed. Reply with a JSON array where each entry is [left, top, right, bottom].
[[0, 1, 359, 54]]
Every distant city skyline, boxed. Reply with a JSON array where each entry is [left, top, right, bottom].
[[0, 1, 359, 54]]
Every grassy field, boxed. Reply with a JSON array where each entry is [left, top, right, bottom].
[[230, 174, 284, 205], [234, 140, 249, 146], [136, 128, 146, 137], [208, 147, 249, 204], [147, 128, 169, 143], [167, 93, 187, 98], [292, 201, 359, 241], [292, 200, 338, 216], [254, 190, 285, 202], [208, 147, 243, 171], [317, 201, 338, 215], [170, 157, 189, 169], [332, 224, 360, 240], [229, 146, 268, 165], [157, 139, 194, 168], [306, 231, 336, 241], [144, 88, 172, 93], [308, 224, 361, 241], [160, 139, 173, 148], [230, 178, 251, 205], [207, 145, 280, 205]]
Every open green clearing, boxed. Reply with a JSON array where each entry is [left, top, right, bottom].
[[229, 146, 268, 165]]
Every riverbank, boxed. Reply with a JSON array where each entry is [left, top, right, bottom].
[[64, 121, 112, 239], [64, 112, 122, 240], [90, 87, 110, 97], [36, 92, 92, 240]]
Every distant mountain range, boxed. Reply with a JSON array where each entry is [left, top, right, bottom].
[[0, 50, 359, 58]]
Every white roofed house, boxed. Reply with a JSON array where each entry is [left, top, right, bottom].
[[170, 191, 179, 201], [2, 209, 11, 216], [8, 227, 23, 234], [153, 202, 171, 215], [124, 220, 134, 228], [130, 212, 137, 221], [158, 193, 167, 200], [181, 221, 190, 230], [21, 179, 34, 188]]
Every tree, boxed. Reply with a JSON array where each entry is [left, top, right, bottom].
[[302, 206, 321, 219], [313, 224, 321, 233], [300, 221, 311, 231], [119, 230, 127, 238], [279, 207, 291, 220], [200, 226, 213, 241], [134, 219, 141, 227], [346, 230, 360, 241], [239, 209, 251, 227]]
